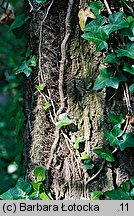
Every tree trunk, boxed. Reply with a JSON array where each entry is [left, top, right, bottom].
[[24, 0, 134, 199]]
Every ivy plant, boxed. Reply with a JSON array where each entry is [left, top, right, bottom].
[[80, 2, 134, 91], [91, 176, 134, 200], [0, 166, 51, 200]]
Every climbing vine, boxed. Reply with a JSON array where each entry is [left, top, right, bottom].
[[78, 0, 134, 199]]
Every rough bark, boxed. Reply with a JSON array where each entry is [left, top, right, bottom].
[[24, 0, 134, 199]]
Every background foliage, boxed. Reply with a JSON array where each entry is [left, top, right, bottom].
[[0, 0, 25, 194]]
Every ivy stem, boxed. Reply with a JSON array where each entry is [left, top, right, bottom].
[[103, 0, 112, 14]]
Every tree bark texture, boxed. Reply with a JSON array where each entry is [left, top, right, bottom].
[[24, 0, 134, 199]]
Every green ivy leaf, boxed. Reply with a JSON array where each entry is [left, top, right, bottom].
[[130, 188, 134, 197], [103, 12, 129, 35], [84, 15, 106, 32], [73, 136, 83, 150], [103, 124, 123, 147], [29, 55, 38, 67], [35, 84, 46, 91], [103, 53, 120, 65], [83, 159, 93, 170], [111, 125, 123, 137], [129, 83, 134, 93], [115, 43, 134, 59], [0, 187, 24, 200], [127, 16, 134, 23], [90, 1, 104, 16], [36, 0, 48, 3], [91, 191, 103, 200], [93, 67, 125, 90], [33, 166, 46, 182], [104, 188, 132, 200], [118, 132, 134, 151], [123, 63, 134, 75], [55, 113, 72, 129], [130, 176, 134, 185], [122, 182, 130, 192], [0, 178, 32, 200], [121, 19, 134, 41], [82, 28, 108, 51], [10, 14, 30, 31], [78, 151, 90, 161], [16, 60, 33, 77], [108, 114, 125, 126], [43, 101, 51, 110], [93, 148, 115, 162], [39, 192, 51, 200], [31, 182, 42, 193], [16, 178, 32, 194]]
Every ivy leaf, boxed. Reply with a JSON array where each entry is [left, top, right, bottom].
[[122, 182, 130, 192], [127, 16, 134, 23], [129, 83, 134, 93], [104, 188, 132, 200], [16, 60, 32, 77], [93, 67, 125, 90], [29, 55, 38, 67], [35, 84, 46, 91], [0, 187, 25, 200], [0, 178, 32, 200], [31, 182, 42, 193], [103, 12, 129, 35], [78, 8, 95, 31], [103, 125, 122, 147], [78, 151, 90, 161], [10, 14, 30, 31], [90, 1, 104, 16], [123, 63, 134, 75], [130, 188, 134, 197], [115, 43, 134, 59], [130, 176, 134, 185], [43, 101, 51, 110], [16, 178, 32, 194], [55, 113, 72, 129], [82, 27, 108, 51], [108, 114, 125, 126], [73, 136, 83, 150], [93, 148, 115, 162], [39, 192, 51, 200], [121, 18, 134, 41], [83, 159, 93, 170], [118, 132, 134, 151], [103, 53, 120, 65], [36, 0, 48, 3], [84, 15, 106, 32], [111, 125, 123, 137], [91, 191, 103, 200], [33, 166, 46, 182]]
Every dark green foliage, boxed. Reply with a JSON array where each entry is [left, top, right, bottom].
[[104, 188, 132, 200], [118, 132, 134, 151], [93, 67, 126, 90], [91, 177, 134, 200], [0, 0, 26, 194], [91, 191, 103, 200], [0, 166, 51, 200], [115, 43, 134, 59], [83, 159, 93, 170], [93, 148, 115, 162]]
